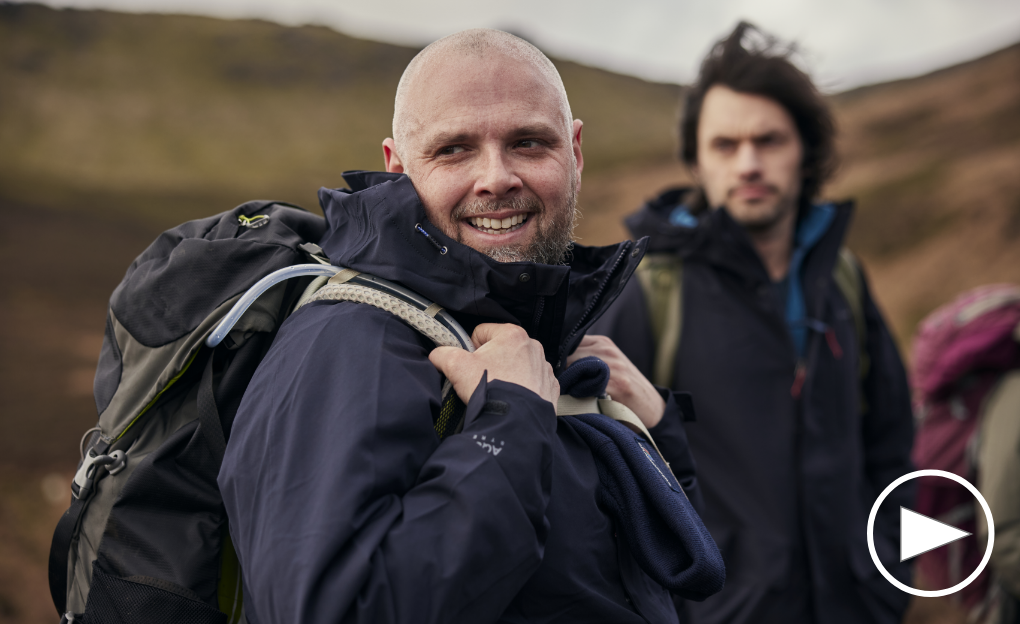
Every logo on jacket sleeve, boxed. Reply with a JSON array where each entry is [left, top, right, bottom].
[[473, 434, 504, 456]]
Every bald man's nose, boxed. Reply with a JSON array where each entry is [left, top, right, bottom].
[[735, 143, 763, 179], [473, 148, 522, 198]]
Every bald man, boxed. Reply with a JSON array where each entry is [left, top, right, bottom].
[[218, 29, 713, 624]]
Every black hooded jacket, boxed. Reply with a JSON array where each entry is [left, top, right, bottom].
[[218, 173, 706, 624], [589, 188, 915, 624]]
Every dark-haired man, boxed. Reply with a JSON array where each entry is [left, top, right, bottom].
[[591, 22, 915, 624]]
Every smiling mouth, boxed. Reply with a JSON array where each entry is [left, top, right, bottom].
[[466, 213, 529, 235]]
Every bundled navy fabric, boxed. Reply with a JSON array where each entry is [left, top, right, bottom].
[[219, 171, 721, 624], [556, 358, 725, 600], [557, 355, 611, 398]]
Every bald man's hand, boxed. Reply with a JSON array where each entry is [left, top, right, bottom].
[[430, 324, 559, 410]]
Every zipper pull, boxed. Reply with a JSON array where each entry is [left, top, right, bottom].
[[825, 328, 843, 359], [791, 361, 807, 398]]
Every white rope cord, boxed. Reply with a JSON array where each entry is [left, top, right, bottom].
[[306, 283, 462, 349]]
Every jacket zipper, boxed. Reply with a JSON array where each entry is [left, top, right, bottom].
[[558, 240, 633, 366]]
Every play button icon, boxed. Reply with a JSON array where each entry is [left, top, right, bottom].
[[900, 507, 972, 562], [868, 469, 995, 597]]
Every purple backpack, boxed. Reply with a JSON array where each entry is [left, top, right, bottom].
[[911, 284, 1020, 611]]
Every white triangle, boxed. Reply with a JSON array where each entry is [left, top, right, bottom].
[[900, 507, 972, 562]]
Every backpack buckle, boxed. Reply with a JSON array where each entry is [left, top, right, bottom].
[[71, 449, 127, 500]]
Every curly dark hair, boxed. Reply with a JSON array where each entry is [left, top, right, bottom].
[[679, 22, 837, 211]]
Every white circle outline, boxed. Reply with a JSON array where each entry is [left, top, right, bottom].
[[867, 469, 995, 598]]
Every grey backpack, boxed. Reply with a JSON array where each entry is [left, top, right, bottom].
[[48, 201, 471, 624]]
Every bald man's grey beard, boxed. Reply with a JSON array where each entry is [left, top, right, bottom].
[[449, 187, 577, 265]]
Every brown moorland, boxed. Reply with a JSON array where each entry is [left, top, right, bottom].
[[0, 4, 1016, 623]]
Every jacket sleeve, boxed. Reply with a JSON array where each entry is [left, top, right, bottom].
[[858, 271, 915, 577], [218, 301, 557, 624]]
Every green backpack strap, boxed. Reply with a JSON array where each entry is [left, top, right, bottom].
[[636, 247, 868, 395], [435, 381, 467, 439], [832, 247, 870, 412], [635, 253, 684, 388]]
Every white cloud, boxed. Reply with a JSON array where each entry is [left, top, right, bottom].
[[39, 0, 1020, 89]]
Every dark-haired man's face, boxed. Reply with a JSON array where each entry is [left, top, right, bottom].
[[694, 85, 803, 233]]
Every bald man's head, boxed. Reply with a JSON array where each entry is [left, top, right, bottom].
[[392, 28, 572, 159], [381, 28, 584, 266]]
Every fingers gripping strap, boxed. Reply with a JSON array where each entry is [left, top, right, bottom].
[[306, 283, 460, 348]]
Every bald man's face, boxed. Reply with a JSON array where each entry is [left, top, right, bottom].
[[383, 54, 583, 264]]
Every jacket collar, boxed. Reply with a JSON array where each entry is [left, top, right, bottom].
[[318, 171, 647, 370], [626, 186, 854, 298]]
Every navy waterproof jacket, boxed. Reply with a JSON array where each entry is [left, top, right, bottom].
[[218, 172, 708, 623], [590, 188, 915, 624]]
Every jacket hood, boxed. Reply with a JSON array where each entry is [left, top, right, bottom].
[[624, 187, 697, 255], [318, 171, 647, 369], [626, 186, 854, 287]]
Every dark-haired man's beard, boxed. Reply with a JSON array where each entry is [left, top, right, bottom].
[[449, 176, 577, 265], [724, 184, 798, 234]]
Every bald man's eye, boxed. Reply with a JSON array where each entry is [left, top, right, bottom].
[[515, 140, 541, 149], [437, 145, 466, 156]]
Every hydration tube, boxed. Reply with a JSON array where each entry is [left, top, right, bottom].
[[206, 264, 474, 352], [206, 264, 338, 347]]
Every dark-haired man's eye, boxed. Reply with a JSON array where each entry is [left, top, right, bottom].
[[714, 139, 736, 153]]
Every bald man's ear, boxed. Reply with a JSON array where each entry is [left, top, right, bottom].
[[572, 119, 584, 191], [382, 138, 405, 174]]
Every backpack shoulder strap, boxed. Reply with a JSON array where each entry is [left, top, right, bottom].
[[299, 267, 470, 439], [557, 395, 668, 470], [634, 253, 684, 387], [832, 247, 870, 384], [633, 247, 869, 404]]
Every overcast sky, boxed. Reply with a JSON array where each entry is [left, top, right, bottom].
[[42, 0, 1020, 91]]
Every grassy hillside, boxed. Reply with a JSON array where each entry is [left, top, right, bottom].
[[828, 43, 1020, 342], [0, 3, 680, 225]]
